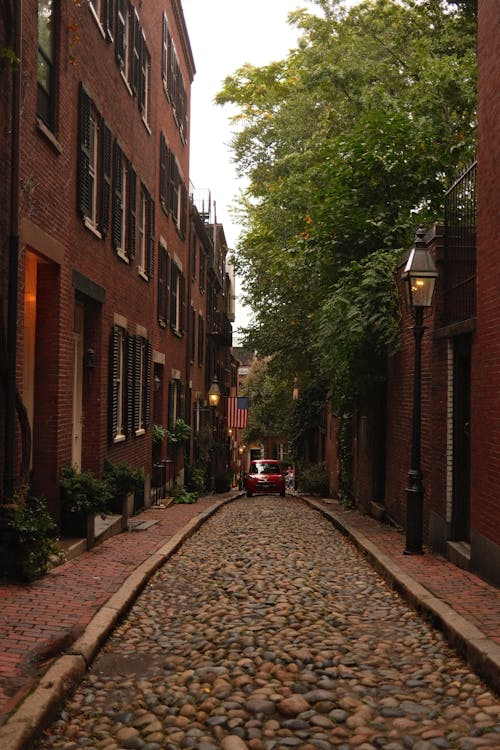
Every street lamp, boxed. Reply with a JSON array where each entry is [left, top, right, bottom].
[[208, 376, 221, 492], [401, 227, 438, 555]]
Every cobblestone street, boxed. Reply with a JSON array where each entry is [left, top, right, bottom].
[[36, 498, 500, 750]]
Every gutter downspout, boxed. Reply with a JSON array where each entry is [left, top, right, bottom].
[[4, 0, 22, 498]]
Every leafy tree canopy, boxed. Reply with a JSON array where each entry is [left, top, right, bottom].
[[219, 0, 476, 416]]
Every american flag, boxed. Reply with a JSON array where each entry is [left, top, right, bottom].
[[226, 396, 249, 429]]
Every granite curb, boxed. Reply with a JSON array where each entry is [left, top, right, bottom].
[[302, 495, 500, 695], [0, 493, 240, 750]]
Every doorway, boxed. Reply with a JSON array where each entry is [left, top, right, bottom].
[[72, 303, 84, 470], [451, 335, 471, 541]]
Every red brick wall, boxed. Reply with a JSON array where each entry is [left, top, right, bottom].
[[473, 1, 500, 546]]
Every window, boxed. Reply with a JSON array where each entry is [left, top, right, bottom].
[[162, 12, 188, 140], [109, 327, 151, 441], [159, 133, 188, 235], [112, 141, 136, 260], [138, 187, 154, 279], [198, 313, 205, 367], [189, 307, 196, 362], [190, 227, 197, 281], [168, 379, 184, 429], [132, 335, 152, 434], [138, 31, 150, 123], [199, 248, 206, 293], [89, 0, 113, 39], [115, 0, 129, 77], [158, 242, 170, 324], [170, 261, 185, 334], [77, 84, 111, 235], [110, 325, 126, 441], [37, 0, 56, 130]]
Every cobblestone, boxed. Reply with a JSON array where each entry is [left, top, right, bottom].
[[36, 498, 500, 749]]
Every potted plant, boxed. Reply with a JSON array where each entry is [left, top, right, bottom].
[[60, 466, 112, 537], [103, 459, 144, 515], [166, 418, 192, 448]]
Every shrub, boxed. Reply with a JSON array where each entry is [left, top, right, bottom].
[[103, 460, 144, 511], [184, 465, 206, 496], [0, 497, 63, 582], [60, 465, 112, 516], [297, 463, 330, 497], [172, 487, 197, 504]]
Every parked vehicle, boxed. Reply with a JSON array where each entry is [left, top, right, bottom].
[[246, 460, 285, 497]]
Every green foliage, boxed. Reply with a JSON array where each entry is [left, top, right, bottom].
[[172, 487, 197, 504], [185, 465, 206, 496], [167, 418, 192, 446], [0, 498, 62, 582], [242, 359, 295, 446], [297, 463, 330, 497], [289, 381, 329, 461], [218, 0, 476, 411], [103, 460, 144, 498], [60, 465, 112, 516], [152, 424, 167, 446]]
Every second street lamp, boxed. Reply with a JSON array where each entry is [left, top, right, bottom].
[[208, 376, 221, 492], [401, 227, 438, 555]]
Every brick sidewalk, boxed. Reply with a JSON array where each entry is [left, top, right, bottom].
[[0, 495, 227, 724], [1, 492, 498, 728]]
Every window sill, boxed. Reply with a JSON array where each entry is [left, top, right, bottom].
[[84, 217, 103, 239], [114, 434, 126, 444], [138, 268, 149, 282], [36, 118, 62, 154], [135, 428, 145, 438], [142, 117, 151, 135], [88, 5, 106, 40], [116, 250, 130, 264]]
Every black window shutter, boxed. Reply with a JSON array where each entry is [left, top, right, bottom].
[[109, 326, 120, 441], [112, 140, 123, 249], [115, 0, 125, 68], [147, 197, 155, 279], [180, 272, 186, 334], [180, 182, 187, 237], [127, 166, 136, 260], [158, 243, 165, 322], [99, 119, 111, 236], [138, 33, 147, 114], [77, 83, 91, 218], [168, 380, 175, 430], [165, 251, 171, 325], [159, 133, 166, 208], [170, 260, 178, 329], [189, 307, 195, 362], [131, 10, 140, 94], [104, 0, 113, 40], [168, 150, 176, 215], [161, 14, 167, 80], [133, 335, 141, 432], [125, 332, 135, 435], [144, 340, 152, 427]]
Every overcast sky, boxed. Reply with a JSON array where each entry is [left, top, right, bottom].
[[182, 0, 309, 337]]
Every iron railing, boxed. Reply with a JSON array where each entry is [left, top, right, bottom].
[[442, 161, 477, 325]]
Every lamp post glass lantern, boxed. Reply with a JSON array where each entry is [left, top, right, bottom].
[[208, 376, 221, 492], [401, 228, 438, 555]]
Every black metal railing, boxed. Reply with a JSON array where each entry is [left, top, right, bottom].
[[442, 161, 477, 325]]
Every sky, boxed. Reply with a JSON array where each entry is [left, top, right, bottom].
[[182, 0, 310, 340]]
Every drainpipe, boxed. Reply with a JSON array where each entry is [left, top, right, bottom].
[[4, 0, 22, 499]]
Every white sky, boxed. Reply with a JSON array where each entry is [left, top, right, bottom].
[[182, 0, 309, 338]]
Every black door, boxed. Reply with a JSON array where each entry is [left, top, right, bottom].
[[451, 335, 471, 541]]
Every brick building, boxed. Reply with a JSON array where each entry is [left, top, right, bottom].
[[0, 1, 232, 518]]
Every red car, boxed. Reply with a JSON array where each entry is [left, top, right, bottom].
[[246, 459, 286, 497]]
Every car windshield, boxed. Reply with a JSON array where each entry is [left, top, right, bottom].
[[250, 462, 281, 475]]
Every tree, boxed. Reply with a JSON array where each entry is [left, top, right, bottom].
[[219, 0, 476, 416]]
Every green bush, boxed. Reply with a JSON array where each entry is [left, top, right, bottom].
[[184, 465, 206, 496], [0, 497, 63, 582], [172, 487, 197, 504], [103, 459, 144, 512], [60, 465, 112, 516], [297, 463, 330, 497]]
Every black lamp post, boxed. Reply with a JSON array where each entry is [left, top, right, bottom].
[[401, 228, 438, 555], [208, 376, 221, 492]]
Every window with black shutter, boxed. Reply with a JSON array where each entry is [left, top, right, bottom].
[[127, 166, 136, 260], [109, 325, 126, 441], [112, 140, 124, 250], [99, 119, 111, 235], [147, 197, 155, 278], [131, 9, 140, 94], [158, 243, 169, 324], [78, 84, 92, 219], [170, 259, 178, 330], [189, 307, 195, 362], [115, 0, 127, 70]]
